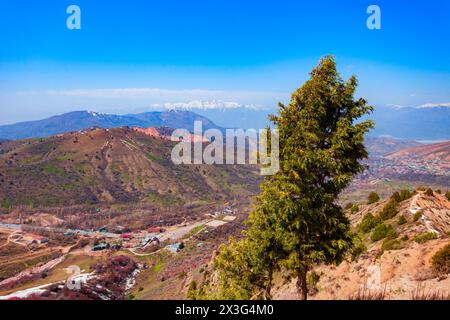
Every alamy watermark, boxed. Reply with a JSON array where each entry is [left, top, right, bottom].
[[65, 265, 83, 290], [367, 5, 381, 30], [366, 264, 382, 290], [66, 5, 380, 31], [66, 5, 81, 30], [170, 121, 280, 176]]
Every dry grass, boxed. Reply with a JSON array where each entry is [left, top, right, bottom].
[[350, 281, 450, 300], [411, 283, 450, 300], [349, 283, 388, 300]]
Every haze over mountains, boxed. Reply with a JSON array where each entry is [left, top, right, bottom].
[[387, 141, 450, 162], [368, 105, 450, 141], [191, 104, 450, 141], [0, 104, 448, 141], [0, 110, 221, 141], [364, 136, 423, 157]]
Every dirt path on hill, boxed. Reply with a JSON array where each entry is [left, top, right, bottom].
[[0, 255, 66, 289]]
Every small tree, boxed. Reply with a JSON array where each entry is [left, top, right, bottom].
[[367, 192, 380, 204], [413, 210, 423, 222], [390, 192, 401, 203], [379, 199, 399, 220], [399, 189, 412, 201], [431, 244, 450, 275], [212, 234, 278, 299], [351, 204, 360, 214], [351, 236, 367, 261], [414, 232, 438, 243], [187, 281, 198, 300], [371, 224, 396, 242], [398, 215, 407, 225], [359, 212, 380, 233]]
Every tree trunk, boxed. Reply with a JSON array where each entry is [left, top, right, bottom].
[[264, 269, 273, 300], [296, 268, 308, 300]]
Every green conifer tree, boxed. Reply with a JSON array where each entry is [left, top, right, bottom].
[[212, 56, 374, 300]]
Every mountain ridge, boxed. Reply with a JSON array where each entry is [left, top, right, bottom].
[[0, 127, 261, 208], [193, 105, 450, 140], [1, 105, 449, 141], [386, 140, 450, 162], [0, 110, 222, 140]]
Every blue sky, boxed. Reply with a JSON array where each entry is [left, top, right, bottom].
[[0, 0, 449, 124]]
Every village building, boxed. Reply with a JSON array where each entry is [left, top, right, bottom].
[[92, 243, 109, 251], [21, 234, 49, 245]]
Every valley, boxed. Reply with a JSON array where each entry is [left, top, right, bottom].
[[0, 118, 448, 300], [1, 0, 449, 306], [0, 127, 261, 208]]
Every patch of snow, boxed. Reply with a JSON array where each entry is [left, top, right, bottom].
[[206, 220, 228, 228], [87, 110, 107, 118], [125, 268, 140, 291], [151, 100, 262, 111], [0, 283, 55, 300], [409, 207, 422, 215]]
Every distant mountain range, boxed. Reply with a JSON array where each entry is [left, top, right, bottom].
[[178, 105, 450, 141], [0, 110, 221, 140], [193, 105, 450, 141], [0, 105, 448, 141], [386, 140, 450, 162], [364, 136, 423, 157], [368, 106, 450, 141]]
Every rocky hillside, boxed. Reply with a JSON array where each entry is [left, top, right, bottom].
[[274, 190, 450, 300], [0, 127, 261, 208], [139, 188, 449, 301], [364, 136, 422, 157], [386, 140, 450, 162]]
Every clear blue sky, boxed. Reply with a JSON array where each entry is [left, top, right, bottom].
[[0, 0, 449, 124]]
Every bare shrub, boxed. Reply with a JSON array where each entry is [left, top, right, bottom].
[[349, 281, 388, 300], [411, 283, 450, 300]]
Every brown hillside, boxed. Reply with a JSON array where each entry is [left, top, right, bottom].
[[365, 136, 422, 157], [0, 127, 262, 207], [386, 140, 450, 162], [274, 191, 450, 300]]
